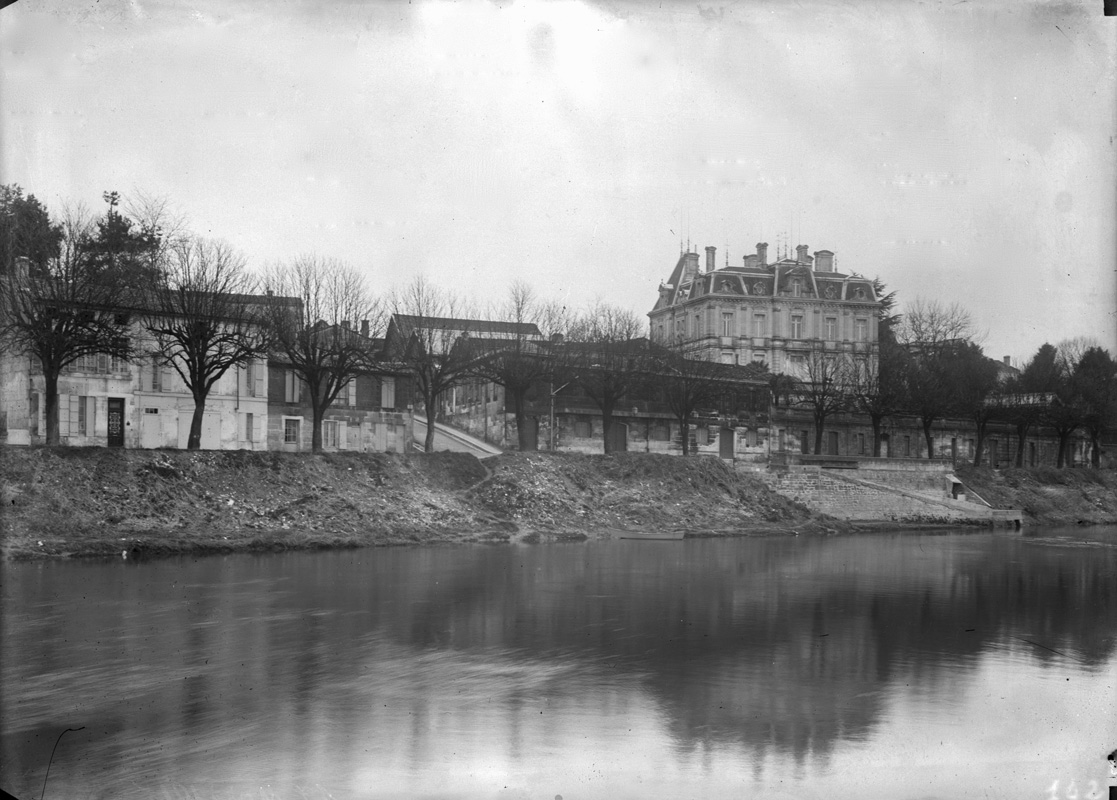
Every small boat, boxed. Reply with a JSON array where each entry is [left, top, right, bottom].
[[617, 530, 685, 541]]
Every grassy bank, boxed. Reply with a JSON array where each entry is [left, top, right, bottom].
[[1, 447, 824, 560], [955, 463, 1117, 526]]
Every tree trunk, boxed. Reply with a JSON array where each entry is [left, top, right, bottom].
[[423, 403, 437, 453], [1090, 432, 1101, 468], [972, 423, 986, 467], [680, 415, 690, 456], [512, 389, 533, 451], [921, 418, 935, 459], [870, 415, 883, 457], [44, 368, 61, 446], [310, 397, 324, 453], [601, 398, 615, 454], [813, 415, 825, 455], [187, 390, 207, 450], [1056, 432, 1070, 468], [1014, 422, 1030, 467]]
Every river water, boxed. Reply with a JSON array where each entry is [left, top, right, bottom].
[[2, 528, 1115, 800]]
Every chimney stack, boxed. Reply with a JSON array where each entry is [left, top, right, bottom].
[[756, 242, 768, 266], [1003, 356, 1011, 366], [796, 244, 809, 264], [361, 320, 370, 337], [813, 250, 834, 272], [705, 246, 716, 273]]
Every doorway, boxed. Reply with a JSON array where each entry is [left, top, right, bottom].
[[107, 398, 125, 447]]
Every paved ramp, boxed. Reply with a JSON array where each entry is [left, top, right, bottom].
[[412, 417, 502, 458]]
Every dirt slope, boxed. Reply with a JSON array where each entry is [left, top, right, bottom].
[[1, 448, 820, 560], [955, 464, 1117, 525]]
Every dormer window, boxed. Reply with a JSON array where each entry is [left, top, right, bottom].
[[854, 287, 866, 300], [792, 279, 804, 298], [753, 281, 765, 295]]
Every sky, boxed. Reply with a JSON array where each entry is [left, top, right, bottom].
[[2, 0, 1115, 363]]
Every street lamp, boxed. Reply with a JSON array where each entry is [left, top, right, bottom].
[[549, 380, 571, 451]]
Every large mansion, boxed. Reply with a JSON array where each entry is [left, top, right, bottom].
[[649, 243, 880, 376]]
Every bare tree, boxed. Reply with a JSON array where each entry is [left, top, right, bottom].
[[0, 203, 132, 444], [561, 302, 649, 454], [793, 351, 853, 455], [897, 298, 981, 458], [1002, 344, 1058, 467], [896, 297, 980, 350], [462, 281, 549, 450], [949, 342, 1003, 466], [264, 256, 382, 452], [143, 237, 269, 449], [387, 275, 477, 453], [1075, 346, 1117, 468], [653, 338, 737, 456]]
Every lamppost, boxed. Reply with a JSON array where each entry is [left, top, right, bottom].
[[549, 380, 571, 451]]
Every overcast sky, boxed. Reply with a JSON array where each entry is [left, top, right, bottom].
[[2, 0, 1114, 362]]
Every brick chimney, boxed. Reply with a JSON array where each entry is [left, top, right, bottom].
[[756, 242, 768, 266], [705, 246, 716, 273], [796, 244, 809, 264]]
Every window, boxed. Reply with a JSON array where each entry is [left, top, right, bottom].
[[752, 352, 766, 363], [792, 279, 804, 297], [722, 313, 734, 337], [855, 319, 867, 342], [790, 354, 806, 366], [791, 315, 804, 339], [324, 420, 340, 449], [721, 351, 734, 364], [574, 417, 592, 438], [753, 314, 766, 337], [825, 317, 837, 340], [245, 362, 255, 397], [285, 370, 301, 403], [904, 436, 911, 456], [858, 433, 866, 454], [346, 379, 357, 407], [144, 407, 159, 415], [77, 396, 91, 435], [284, 418, 300, 445], [246, 413, 254, 442]]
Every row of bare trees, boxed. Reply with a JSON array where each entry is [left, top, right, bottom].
[[785, 294, 1116, 468], [3, 186, 749, 455], [4, 186, 1113, 463]]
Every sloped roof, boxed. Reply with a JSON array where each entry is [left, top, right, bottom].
[[390, 314, 541, 338]]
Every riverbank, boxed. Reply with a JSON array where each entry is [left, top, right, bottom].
[[4, 448, 1115, 561], [1, 447, 831, 560]]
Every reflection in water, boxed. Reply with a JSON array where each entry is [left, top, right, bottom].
[[2, 528, 1116, 799]]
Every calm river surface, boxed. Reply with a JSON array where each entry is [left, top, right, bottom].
[[3, 528, 1116, 800]]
